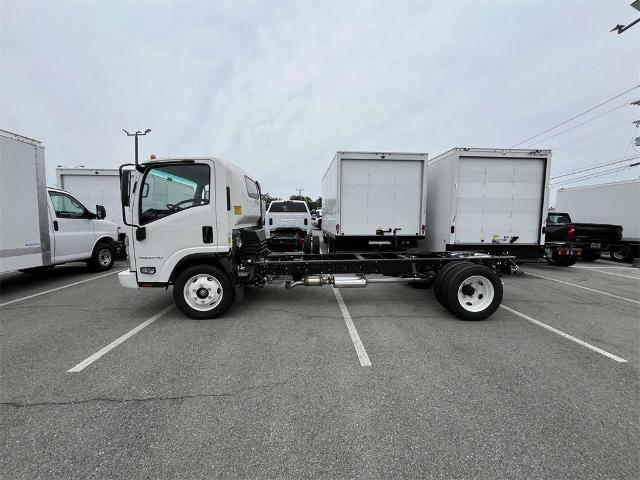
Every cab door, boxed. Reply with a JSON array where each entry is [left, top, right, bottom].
[[132, 162, 216, 283], [48, 191, 96, 262]]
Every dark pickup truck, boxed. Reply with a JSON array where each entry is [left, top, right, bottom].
[[546, 212, 623, 261]]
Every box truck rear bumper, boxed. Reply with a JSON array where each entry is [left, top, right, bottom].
[[118, 270, 139, 289]]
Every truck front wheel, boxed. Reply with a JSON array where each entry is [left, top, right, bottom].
[[444, 264, 503, 321], [89, 242, 115, 272], [173, 265, 235, 319]]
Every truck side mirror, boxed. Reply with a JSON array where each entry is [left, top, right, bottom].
[[96, 205, 106, 220], [121, 171, 131, 207]]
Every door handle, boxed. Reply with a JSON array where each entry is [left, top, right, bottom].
[[53, 221, 59, 231], [202, 226, 213, 243]]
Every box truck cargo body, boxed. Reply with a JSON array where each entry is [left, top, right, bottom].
[[1, 131, 120, 274], [0, 130, 51, 272], [321, 151, 428, 252], [57, 168, 125, 233], [423, 148, 551, 260], [556, 180, 639, 240]]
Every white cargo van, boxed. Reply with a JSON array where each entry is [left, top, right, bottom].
[[0, 130, 120, 274], [423, 148, 551, 260], [321, 151, 428, 252]]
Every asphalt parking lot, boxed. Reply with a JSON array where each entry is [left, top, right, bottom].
[[1, 249, 639, 479]]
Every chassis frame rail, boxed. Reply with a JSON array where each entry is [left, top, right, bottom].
[[249, 251, 515, 277]]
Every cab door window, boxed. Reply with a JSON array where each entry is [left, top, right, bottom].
[[49, 191, 89, 219], [139, 164, 210, 225]]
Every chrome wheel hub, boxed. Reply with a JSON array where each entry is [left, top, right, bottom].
[[184, 274, 223, 311], [457, 275, 495, 312]]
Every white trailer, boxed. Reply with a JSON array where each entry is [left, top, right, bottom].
[[556, 180, 640, 240], [423, 148, 551, 260], [321, 151, 428, 252], [56, 168, 125, 234], [1, 130, 120, 274]]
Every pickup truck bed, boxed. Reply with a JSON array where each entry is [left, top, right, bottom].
[[546, 212, 623, 260]]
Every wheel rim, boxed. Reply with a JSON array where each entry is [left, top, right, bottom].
[[183, 274, 224, 311], [456, 275, 495, 312], [612, 250, 624, 260], [98, 248, 112, 267]]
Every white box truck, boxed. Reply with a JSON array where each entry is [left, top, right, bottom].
[[556, 179, 640, 262], [56, 168, 125, 234], [0, 130, 120, 274], [321, 151, 428, 252], [423, 148, 551, 260]]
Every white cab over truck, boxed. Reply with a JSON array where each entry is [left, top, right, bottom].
[[118, 154, 514, 322], [265, 200, 317, 253], [556, 179, 640, 262], [56, 167, 127, 240], [0, 130, 120, 274], [321, 151, 428, 252], [423, 148, 551, 261]]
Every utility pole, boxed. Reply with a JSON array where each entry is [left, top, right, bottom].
[[122, 128, 151, 171], [610, 1, 640, 34], [296, 187, 304, 198]]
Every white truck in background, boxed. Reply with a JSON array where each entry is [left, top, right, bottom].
[[423, 148, 551, 262], [0, 130, 120, 274], [265, 200, 317, 253], [556, 179, 640, 262], [56, 167, 127, 238], [321, 151, 428, 252]]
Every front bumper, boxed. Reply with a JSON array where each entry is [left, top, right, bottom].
[[118, 270, 139, 289]]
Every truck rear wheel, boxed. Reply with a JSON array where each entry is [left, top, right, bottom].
[[89, 242, 115, 272], [173, 265, 234, 319], [433, 261, 469, 308], [610, 245, 633, 263], [312, 235, 320, 254], [444, 264, 503, 321]]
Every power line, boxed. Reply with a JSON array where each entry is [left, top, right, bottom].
[[510, 84, 640, 148], [552, 119, 631, 150], [551, 163, 639, 186], [551, 154, 640, 180], [522, 103, 631, 147]]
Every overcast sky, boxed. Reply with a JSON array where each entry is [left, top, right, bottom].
[[2, 0, 639, 203]]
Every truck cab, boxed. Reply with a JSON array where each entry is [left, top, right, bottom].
[[45, 187, 119, 269], [118, 156, 264, 291]]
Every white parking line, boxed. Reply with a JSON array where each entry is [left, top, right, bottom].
[[67, 304, 174, 372], [574, 269, 640, 280], [525, 272, 640, 305], [332, 287, 371, 367], [570, 266, 637, 269], [500, 305, 628, 363], [0, 269, 126, 308]]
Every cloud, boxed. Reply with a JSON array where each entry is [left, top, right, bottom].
[[1, 0, 638, 201]]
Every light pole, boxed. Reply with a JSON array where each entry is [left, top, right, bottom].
[[122, 128, 151, 171]]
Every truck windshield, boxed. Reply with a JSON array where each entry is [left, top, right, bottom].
[[547, 213, 571, 224], [269, 202, 307, 213], [139, 164, 210, 225]]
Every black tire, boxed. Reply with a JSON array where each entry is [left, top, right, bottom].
[[580, 251, 601, 261], [312, 235, 320, 254], [173, 264, 235, 319], [444, 264, 503, 321], [303, 234, 312, 254], [433, 261, 470, 308], [327, 237, 336, 253], [610, 245, 633, 263], [546, 257, 577, 267], [89, 242, 115, 272]]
